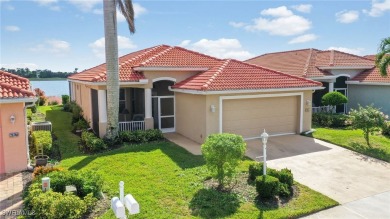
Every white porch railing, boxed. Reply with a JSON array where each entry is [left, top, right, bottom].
[[312, 105, 336, 113], [119, 121, 145, 132], [31, 121, 52, 132]]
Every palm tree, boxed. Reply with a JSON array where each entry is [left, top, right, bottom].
[[103, 0, 135, 139], [375, 37, 390, 77]]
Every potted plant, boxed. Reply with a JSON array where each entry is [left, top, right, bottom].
[[34, 155, 49, 167]]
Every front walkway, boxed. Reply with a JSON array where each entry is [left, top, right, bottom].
[[0, 172, 24, 219]]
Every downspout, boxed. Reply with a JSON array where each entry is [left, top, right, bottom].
[[24, 101, 36, 170]]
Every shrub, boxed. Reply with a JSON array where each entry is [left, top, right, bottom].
[[31, 191, 87, 219], [255, 175, 279, 199], [103, 135, 123, 148], [144, 129, 164, 141], [46, 170, 103, 198], [350, 105, 387, 146], [32, 166, 63, 179], [321, 92, 348, 113], [71, 103, 83, 123], [30, 105, 37, 113], [62, 95, 70, 105], [72, 119, 89, 132], [382, 121, 390, 137], [32, 130, 52, 154], [278, 168, 293, 187], [201, 133, 246, 188], [248, 162, 264, 181], [24, 170, 102, 219], [312, 113, 351, 127], [278, 183, 291, 197], [81, 131, 107, 152]]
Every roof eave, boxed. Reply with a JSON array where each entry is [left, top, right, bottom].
[[169, 86, 325, 95], [0, 96, 38, 103], [133, 67, 209, 71], [68, 79, 149, 85], [318, 66, 374, 70], [346, 81, 390, 86]]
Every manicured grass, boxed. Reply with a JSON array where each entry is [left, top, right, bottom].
[[309, 127, 390, 162], [45, 107, 337, 218]]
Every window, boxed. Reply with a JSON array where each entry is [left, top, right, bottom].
[[119, 88, 126, 113]]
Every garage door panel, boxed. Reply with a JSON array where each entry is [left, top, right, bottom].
[[223, 96, 299, 138]]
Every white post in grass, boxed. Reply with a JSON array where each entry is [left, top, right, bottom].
[[119, 181, 124, 203], [261, 129, 269, 176]]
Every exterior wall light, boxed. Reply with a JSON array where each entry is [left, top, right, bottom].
[[10, 115, 16, 124], [210, 105, 216, 113]]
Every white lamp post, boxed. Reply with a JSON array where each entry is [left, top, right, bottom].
[[261, 129, 269, 175]]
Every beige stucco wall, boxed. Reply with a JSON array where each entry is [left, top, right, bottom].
[[175, 93, 207, 143], [72, 82, 93, 125], [0, 102, 28, 174], [143, 71, 200, 88]]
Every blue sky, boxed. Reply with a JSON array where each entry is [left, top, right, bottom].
[[1, 0, 389, 72]]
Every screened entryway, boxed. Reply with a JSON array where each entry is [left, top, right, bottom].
[[152, 80, 175, 133]]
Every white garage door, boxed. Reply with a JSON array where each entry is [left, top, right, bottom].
[[222, 96, 300, 139]]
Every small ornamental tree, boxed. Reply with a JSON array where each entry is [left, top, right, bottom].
[[350, 105, 387, 146], [321, 92, 348, 113], [201, 133, 246, 189]]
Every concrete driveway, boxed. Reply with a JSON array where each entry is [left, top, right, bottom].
[[246, 135, 390, 205]]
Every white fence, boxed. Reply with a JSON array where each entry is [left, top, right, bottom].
[[31, 121, 52, 132], [312, 106, 336, 114], [119, 121, 145, 132]]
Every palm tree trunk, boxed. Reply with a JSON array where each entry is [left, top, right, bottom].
[[103, 0, 119, 138]]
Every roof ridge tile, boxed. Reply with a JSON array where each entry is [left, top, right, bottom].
[[202, 59, 230, 90], [139, 46, 174, 66]]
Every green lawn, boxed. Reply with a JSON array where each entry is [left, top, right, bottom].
[[37, 107, 337, 218], [309, 127, 390, 162]]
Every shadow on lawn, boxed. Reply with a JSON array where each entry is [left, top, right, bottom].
[[189, 188, 240, 218], [68, 141, 205, 170], [350, 142, 389, 163]]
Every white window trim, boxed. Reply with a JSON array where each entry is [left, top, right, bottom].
[[152, 77, 176, 83], [219, 92, 304, 137]]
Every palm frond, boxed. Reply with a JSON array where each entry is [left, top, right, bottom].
[[379, 55, 390, 77], [117, 0, 135, 34], [378, 37, 390, 52]]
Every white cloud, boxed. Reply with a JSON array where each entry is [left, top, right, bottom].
[[233, 6, 312, 36], [178, 38, 253, 60], [68, 0, 100, 12], [288, 34, 318, 44], [260, 6, 293, 17], [0, 63, 39, 70], [92, 8, 103, 15], [328, 47, 365, 55], [363, 0, 390, 17], [229, 22, 246, 28], [336, 10, 359, 23], [5, 25, 21, 32], [30, 39, 70, 53], [89, 36, 137, 59], [133, 3, 147, 18], [291, 4, 312, 13], [5, 5, 15, 10], [34, 0, 60, 11]]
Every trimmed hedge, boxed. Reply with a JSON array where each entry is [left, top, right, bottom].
[[81, 131, 107, 153], [24, 170, 101, 219], [255, 175, 280, 199], [119, 129, 164, 144], [72, 119, 89, 132], [248, 162, 264, 181], [61, 95, 70, 105], [32, 166, 63, 179], [32, 131, 52, 154], [312, 113, 351, 128]]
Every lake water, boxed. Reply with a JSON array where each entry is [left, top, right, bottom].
[[30, 80, 69, 97]]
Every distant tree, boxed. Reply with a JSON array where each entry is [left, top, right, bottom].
[[376, 37, 390, 76]]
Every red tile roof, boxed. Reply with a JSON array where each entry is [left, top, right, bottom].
[[69, 45, 322, 91], [172, 59, 322, 91], [363, 55, 376, 61], [351, 66, 390, 83], [0, 70, 35, 99], [246, 49, 375, 78]]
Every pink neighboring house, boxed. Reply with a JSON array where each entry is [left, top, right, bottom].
[[0, 70, 37, 174]]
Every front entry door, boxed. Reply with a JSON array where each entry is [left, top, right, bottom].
[[335, 88, 347, 113], [152, 96, 175, 133]]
